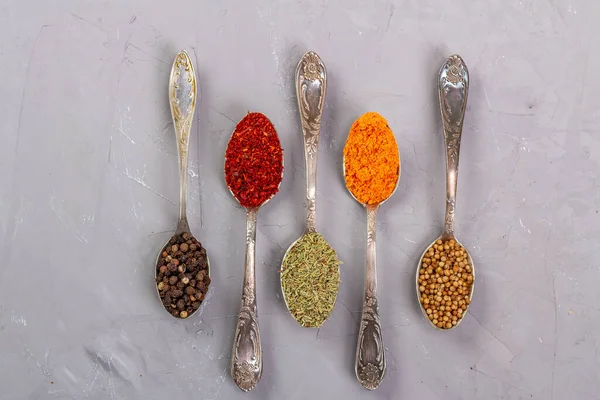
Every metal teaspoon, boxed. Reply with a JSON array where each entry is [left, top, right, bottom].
[[343, 125, 400, 390], [280, 51, 341, 327], [226, 114, 284, 392], [155, 51, 210, 318], [416, 54, 475, 330]]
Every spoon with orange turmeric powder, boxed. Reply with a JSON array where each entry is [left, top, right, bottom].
[[416, 55, 475, 331], [343, 112, 400, 390]]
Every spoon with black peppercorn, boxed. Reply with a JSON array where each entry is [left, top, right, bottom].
[[416, 55, 474, 330], [154, 51, 210, 319]]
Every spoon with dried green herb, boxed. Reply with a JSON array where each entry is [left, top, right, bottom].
[[280, 51, 341, 328]]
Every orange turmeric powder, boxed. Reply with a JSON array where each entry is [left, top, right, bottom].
[[343, 112, 400, 204]]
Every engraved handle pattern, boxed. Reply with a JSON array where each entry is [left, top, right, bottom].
[[295, 51, 326, 233], [355, 205, 385, 390], [231, 208, 262, 392], [169, 50, 197, 233], [438, 55, 469, 238]]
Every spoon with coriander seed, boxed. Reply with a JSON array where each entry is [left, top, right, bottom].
[[225, 112, 284, 392], [416, 54, 475, 331], [154, 51, 210, 320], [280, 51, 341, 329], [343, 112, 400, 390]]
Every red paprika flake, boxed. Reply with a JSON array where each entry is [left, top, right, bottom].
[[225, 112, 284, 208]]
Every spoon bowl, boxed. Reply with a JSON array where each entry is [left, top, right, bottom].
[[154, 229, 211, 314], [154, 50, 210, 319], [416, 234, 475, 330], [416, 54, 473, 330], [224, 112, 284, 211], [280, 230, 341, 328]]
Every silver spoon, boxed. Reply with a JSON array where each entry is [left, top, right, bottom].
[[416, 54, 474, 330], [343, 120, 400, 390], [155, 50, 210, 318], [226, 114, 283, 392], [280, 51, 340, 327]]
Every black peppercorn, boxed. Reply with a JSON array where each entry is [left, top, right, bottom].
[[156, 232, 210, 319], [185, 286, 196, 295]]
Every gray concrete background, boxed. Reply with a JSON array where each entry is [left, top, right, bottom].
[[1, 0, 599, 399]]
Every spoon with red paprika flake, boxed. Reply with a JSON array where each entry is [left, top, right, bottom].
[[154, 51, 210, 319], [225, 112, 283, 392]]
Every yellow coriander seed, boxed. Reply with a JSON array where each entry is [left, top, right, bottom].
[[418, 239, 473, 329]]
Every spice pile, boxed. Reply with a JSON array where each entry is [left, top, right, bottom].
[[225, 112, 284, 208], [156, 232, 210, 318], [343, 112, 400, 204], [418, 239, 473, 329], [281, 232, 341, 327]]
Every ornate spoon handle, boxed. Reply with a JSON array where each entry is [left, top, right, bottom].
[[169, 50, 196, 234], [295, 51, 326, 233], [355, 204, 385, 390], [231, 208, 262, 392], [438, 54, 469, 239]]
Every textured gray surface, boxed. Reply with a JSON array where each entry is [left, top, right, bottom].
[[1, 0, 599, 399]]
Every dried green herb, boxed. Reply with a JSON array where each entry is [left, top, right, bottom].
[[281, 232, 341, 327]]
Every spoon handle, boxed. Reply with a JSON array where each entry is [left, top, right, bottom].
[[169, 50, 197, 233], [231, 208, 262, 392], [355, 204, 385, 390], [438, 55, 469, 238], [295, 51, 327, 233]]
